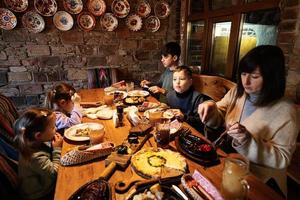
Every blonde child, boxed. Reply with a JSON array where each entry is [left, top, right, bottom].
[[45, 83, 83, 134], [14, 108, 63, 199]]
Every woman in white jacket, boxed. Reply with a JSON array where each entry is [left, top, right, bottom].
[[198, 45, 299, 198]]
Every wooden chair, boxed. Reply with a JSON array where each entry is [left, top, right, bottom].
[[192, 74, 236, 101]]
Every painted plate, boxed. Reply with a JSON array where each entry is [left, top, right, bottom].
[[100, 13, 118, 32], [154, 0, 170, 19], [63, 0, 83, 15], [53, 11, 73, 31], [87, 0, 106, 16], [22, 11, 45, 33], [77, 12, 96, 32], [111, 0, 130, 18], [126, 14, 142, 32], [0, 8, 17, 30], [4, 0, 28, 13], [136, 0, 151, 18], [145, 15, 160, 32], [64, 122, 104, 142], [34, 0, 57, 17]]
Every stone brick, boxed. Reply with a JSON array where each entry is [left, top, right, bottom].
[[0, 59, 21, 66], [39, 56, 62, 68], [120, 40, 138, 50], [107, 55, 134, 66], [140, 62, 159, 72], [21, 57, 39, 66], [27, 45, 50, 56], [141, 40, 159, 50], [2, 30, 29, 42], [287, 70, 300, 86], [279, 20, 297, 32], [67, 68, 87, 80], [63, 56, 86, 67], [0, 71, 7, 86], [61, 31, 84, 45], [286, 0, 300, 7], [98, 45, 118, 56], [11, 96, 26, 108], [9, 66, 27, 72], [8, 72, 32, 82], [0, 51, 7, 60], [135, 50, 151, 61], [5, 47, 27, 59], [278, 32, 296, 43], [47, 70, 61, 82], [33, 72, 47, 82], [26, 95, 40, 106], [19, 84, 43, 95], [87, 56, 107, 67], [51, 46, 76, 55], [281, 8, 299, 20], [0, 87, 19, 96], [76, 45, 98, 55]]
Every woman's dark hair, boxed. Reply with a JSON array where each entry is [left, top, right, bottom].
[[14, 108, 54, 160], [236, 45, 286, 106], [161, 42, 181, 59], [45, 82, 75, 109], [174, 65, 193, 79]]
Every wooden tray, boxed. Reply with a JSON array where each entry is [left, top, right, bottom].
[[175, 136, 220, 167]]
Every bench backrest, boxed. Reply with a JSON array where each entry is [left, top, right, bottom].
[[192, 74, 236, 101]]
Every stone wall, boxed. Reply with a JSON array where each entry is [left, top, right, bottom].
[[0, 0, 181, 110], [278, 0, 300, 104]]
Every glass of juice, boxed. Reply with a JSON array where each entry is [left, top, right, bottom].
[[89, 128, 105, 145]]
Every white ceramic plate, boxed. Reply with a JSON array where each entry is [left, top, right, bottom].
[[126, 14, 142, 31], [107, 90, 128, 99], [145, 15, 160, 32], [154, 0, 170, 19], [127, 90, 149, 97], [0, 8, 17, 30], [87, 0, 106, 16], [4, 0, 28, 12], [100, 13, 118, 31], [64, 122, 104, 142], [77, 12, 96, 31], [136, 0, 151, 18], [34, 0, 57, 17], [53, 11, 73, 31], [111, 0, 130, 18], [63, 0, 83, 15], [22, 11, 45, 33]]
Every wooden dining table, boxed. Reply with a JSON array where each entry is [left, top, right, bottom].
[[54, 88, 284, 200]]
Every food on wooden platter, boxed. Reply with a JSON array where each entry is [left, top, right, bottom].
[[75, 127, 90, 137], [131, 148, 187, 179], [125, 96, 145, 105]]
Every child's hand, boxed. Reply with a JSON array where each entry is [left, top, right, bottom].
[[140, 80, 150, 87], [71, 93, 81, 103], [52, 133, 63, 148], [149, 86, 165, 94]]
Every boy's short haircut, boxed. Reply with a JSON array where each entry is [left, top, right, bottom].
[[161, 42, 181, 58], [174, 65, 193, 79]]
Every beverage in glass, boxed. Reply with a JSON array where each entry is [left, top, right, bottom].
[[89, 128, 105, 145], [221, 153, 250, 200], [126, 82, 134, 92], [155, 123, 170, 148], [104, 93, 114, 106], [149, 110, 162, 125]]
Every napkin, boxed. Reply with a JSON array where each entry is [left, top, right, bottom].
[[127, 111, 141, 126]]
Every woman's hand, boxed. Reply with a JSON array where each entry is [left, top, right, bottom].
[[198, 101, 217, 123], [227, 123, 251, 145], [140, 80, 151, 87], [52, 133, 63, 148], [149, 86, 165, 94]]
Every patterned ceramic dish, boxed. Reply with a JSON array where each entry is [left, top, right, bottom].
[[0, 8, 17, 30], [77, 12, 96, 32], [34, 0, 57, 17], [136, 0, 151, 18], [22, 11, 45, 33], [87, 0, 106, 16], [111, 0, 130, 18], [100, 13, 118, 32], [126, 14, 142, 31], [145, 15, 160, 32], [4, 0, 28, 13], [53, 11, 73, 31], [63, 0, 83, 15], [154, 0, 170, 19]]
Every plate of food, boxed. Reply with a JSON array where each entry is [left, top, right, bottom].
[[107, 90, 127, 101], [124, 96, 145, 105], [127, 90, 149, 97], [64, 123, 104, 142], [4, 0, 28, 13]]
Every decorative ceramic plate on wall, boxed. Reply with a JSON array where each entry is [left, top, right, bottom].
[[136, 0, 151, 18], [63, 0, 83, 15], [77, 12, 96, 31], [111, 0, 130, 18], [53, 11, 73, 31], [154, 0, 170, 19], [87, 0, 106, 16], [0, 8, 17, 30], [34, 0, 57, 17], [100, 13, 118, 32], [126, 14, 142, 31], [145, 15, 160, 32], [22, 11, 45, 33], [4, 0, 28, 13]]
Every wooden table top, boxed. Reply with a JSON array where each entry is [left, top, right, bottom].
[[54, 88, 283, 200]]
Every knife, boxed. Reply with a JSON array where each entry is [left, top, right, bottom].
[[172, 185, 189, 200]]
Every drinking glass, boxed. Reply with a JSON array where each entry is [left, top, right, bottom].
[[104, 92, 114, 106], [149, 110, 162, 125], [89, 128, 105, 145], [126, 82, 134, 92], [155, 123, 170, 148], [221, 153, 250, 200]]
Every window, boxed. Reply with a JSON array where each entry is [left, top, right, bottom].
[[183, 0, 280, 79]]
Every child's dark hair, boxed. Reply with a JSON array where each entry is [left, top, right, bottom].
[[14, 108, 54, 160], [162, 42, 181, 59], [174, 65, 193, 79], [45, 82, 75, 109]]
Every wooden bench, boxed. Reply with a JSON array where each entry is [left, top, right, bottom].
[[192, 74, 236, 101]]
